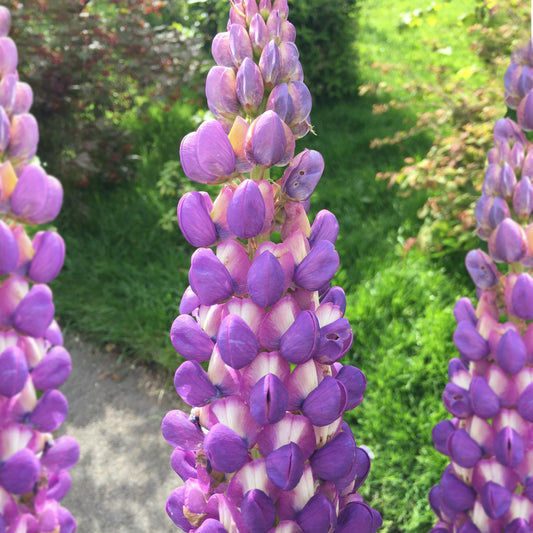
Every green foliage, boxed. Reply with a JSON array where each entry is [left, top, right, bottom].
[[345, 252, 471, 532], [288, 0, 360, 100], [365, 0, 530, 255]]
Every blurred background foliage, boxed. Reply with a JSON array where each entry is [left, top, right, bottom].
[[5, 0, 529, 530]]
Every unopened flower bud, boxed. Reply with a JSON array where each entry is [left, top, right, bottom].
[[12, 81, 32, 115], [465, 249, 499, 290], [488, 218, 528, 263], [8, 113, 38, 166], [206, 66, 240, 120], [0, 345, 27, 397], [227, 179, 266, 239], [189, 248, 234, 305], [249, 14, 268, 54], [31, 346, 72, 390], [229, 23, 253, 67], [0, 219, 17, 275], [0, 7, 11, 37], [0, 37, 16, 76], [512, 273, 533, 319], [259, 40, 282, 88], [177, 191, 217, 248], [513, 177, 533, 216], [28, 231, 65, 283], [247, 251, 285, 308], [12, 283, 54, 337], [281, 149, 324, 201], [236, 57, 265, 112], [294, 240, 339, 291], [518, 90, 533, 131]]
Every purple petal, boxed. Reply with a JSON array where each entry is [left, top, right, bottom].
[[28, 231, 65, 283], [259, 40, 281, 87], [227, 179, 266, 239], [0, 345, 27, 397], [246, 111, 288, 167], [336, 502, 375, 533], [315, 317, 353, 364], [204, 423, 249, 473], [281, 149, 324, 202], [266, 82, 292, 122], [465, 249, 499, 290], [28, 389, 68, 432], [512, 273, 533, 320], [513, 177, 533, 216], [241, 489, 276, 533], [161, 410, 204, 449], [447, 429, 482, 468], [439, 472, 476, 512], [236, 57, 265, 110], [266, 442, 304, 490], [286, 82, 312, 125], [205, 66, 239, 119], [178, 191, 217, 248], [310, 431, 355, 481], [505, 519, 531, 533], [250, 373, 288, 425], [212, 32, 233, 67], [489, 218, 528, 263], [247, 251, 285, 308], [470, 376, 500, 419], [432, 420, 455, 456], [189, 248, 234, 305], [174, 360, 218, 407], [279, 310, 319, 364], [309, 210, 339, 247], [518, 383, 533, 422], [41, 436, 79, 473], [453, 321, 489, 362], [229, 23, 253, 67], [8, 113, 38, 165], [196, 519, 229, 533], [217, 314, 258, 369], [442, 383, 472, 419], [0, 220, 17, 276], [336, 365, 366, 410], [12, 283, 54, 338], [494, 426, 524, 467], [31, 346, 72, 390], [480, 481, 511, 518], [197, 120, 236, 178], [296, 493, 336, 533], [454, 297, 476, 325], [302, 376, 347, 426], [0, 448, 40, 494], [166, 487, 193, 530], [496, 329, 526, 374], [170, 314, 214, 362], [249, 14, 268, 54], [294, 240, 339, 291]]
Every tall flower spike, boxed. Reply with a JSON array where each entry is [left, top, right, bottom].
[[430, 40, 533, 533], [0, 6, 78, 532], [164, 1, 381, 532]]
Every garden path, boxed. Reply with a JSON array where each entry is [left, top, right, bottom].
[[59, 335, 182, 532]]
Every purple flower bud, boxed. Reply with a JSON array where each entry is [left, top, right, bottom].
[[0, 345, 27, 397], [489, 218, 528, 263], [31, 346, 72, 390], [177, 191, 217, 248], [279, 42, 300, 81], [311, 431, 355, 481], [499, 162, 517, 198], [204, 423, 249, 473], [170, 314, 214, 362], [281, 149, 324, 201], [0, 7, 11, 37], [315, 317, 353, 364], [513, 177, 533, 216], [453, 297, 476, 325], [496, 329, 526, 374], [249, 373, 288, 425], [281, 20, 296, 42], [180, 120, 236, 184], [259, 40, 282, 88], [206, 66, 240, 120], [229, 23, 253, 67], [227, 179, 266, 239], [512, 273, 533, 319], [266, 82, 292, 122], [320, 286, 346, 314], [236, 57, 265, 111], [432, 420, 455, 456], [179, 286, 200, 315], [505, 519, 531, 533], [297, 493, 337, 533], [465, 249, 499, 290], [196, 519, 228, 533], [294, 241, 339, 291], [212, 32, 233, 67], [279, 310, 319, 364], [302, 375, 347, 426], [0, 37, 16, 77], [336, 365, 366, 410], [266, 442, 304, 490], [453, 321, 489, 362], [440, 472, 476, 512], [286, 82, 312, 126], [241, 489, 276, 533], [170, 448, 196, 481], [458, 523, 482, 533], [12, 82, 33, 115], [447, 429, 482, 468], [336, 502, 376, 533], [494, 426, 524, 467], [443, 383, 472, 418], [480, 481, 511, 518], [249, 14, 268, 54], [189, 248, 234, 305], [0, 106, 9, 153], [518, 90, 533, 131], [266, 10, 281, 40], [470, 376, 500, 419], [7, 113, 38, 165], [28, 231, 65, 283], [308, 211, 339, 249], [247, 251, 285, 308], [12, 283, 54, 337], [517, 383, 533, 422], [0, 219, 17, 275], [40, 436, 79, 473], [245, 110, 294, 167], [273, 0, 289, 18], [0, 448, 39, 494], [11, 165, 63, 224], [174, 360, 218, 407], [28, 389, 68, 432], [217, 314, 258, 369], [161, 410, 204, 449], [166, 487, 193, 530]]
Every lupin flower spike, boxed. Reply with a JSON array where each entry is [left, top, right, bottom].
[[163, 1, 381, 532], [0, 5, 78, 532], [430, 40, 533, 533]]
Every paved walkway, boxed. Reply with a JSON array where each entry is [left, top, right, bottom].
[[59, 335, 183, 532]]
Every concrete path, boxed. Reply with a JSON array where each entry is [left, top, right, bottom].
[[59, 335, 184, 532]]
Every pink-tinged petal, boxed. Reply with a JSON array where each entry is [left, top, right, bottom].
[[294, 240, 339, 291], [217, 314, 258, 369], [258, 295, 300, 350], [174, 360, 219, 407], [227, 459, 277, 504], [12, 283, 54, 338], [211, 185, 236, 241], [311, 430, 355, 481], [209, 396, 261, 444], [161, 410, 204, 450], [47, 471, 72, 501], [259, 40, 282, 88], [170, 314, 214, 362], [28, 389, 68, 432], [8, 113, 38, 166], [0, 37, 16, 76], [179, 285, 201, 315], [278, 119, 296, 167], [204, 493, 249, 533], [276, 465, 315, 521], [212, 32, 233, 67], [40, 436, 79, 473], [207, 346, 241, 397], [178, 191, 217, 248], [189, 248, 234, 305], [217, 240, 251, 297], [28, 231, 65, 283], [225, 297, 266, 334], [229, 115, 254, 173], [302, 376, 347, 427], [485, 365, 518, 407], [236, 57, 264, 111], [269, 521, 303, 533], [241, 351, 290, 398], [183, 478, 209, 515], [0, 8, 10, 38], [0, 448, 39, 494], [166, 487, 193, 531], [199, 302, 227, 338], [279, 310, 319, 364], [284, 229, 311, 265], [241, 489, 276, 533], [0, 106, 10, 152], [249, 13, 268, 54], [227, 179, 266, 239], [0, 345, 27, 397], [287, 358, 320, 411], [250, 373, 288, 425], [204, 423, 249, 473], [0, 220, 18, 275], [31, 346, 71, 390], [258, 180, 275, 235], [229, 23, 253, 67], [464, 416, 495, 456], [12, 82, 33, 115], [206, 66, 240, 119], [472, 458, 519, 493], [447, 429, 482, 468], [281, 201, 312, 240]]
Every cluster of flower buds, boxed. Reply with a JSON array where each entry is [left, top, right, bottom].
[[162, 1, 381, 532], [0, 6, 78, 532], [429, 41, 533, 533], [504, 41, 533, 131]]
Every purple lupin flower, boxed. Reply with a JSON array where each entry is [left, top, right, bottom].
[[0, 7, 78, 531], [164, 1, 381, 531], [430, 40, 533, 533]]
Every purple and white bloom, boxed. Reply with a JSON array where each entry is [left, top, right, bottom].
[[164, 1, 380, 531], [430, 40, 533, 533], [0, 7, 78, 531]]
